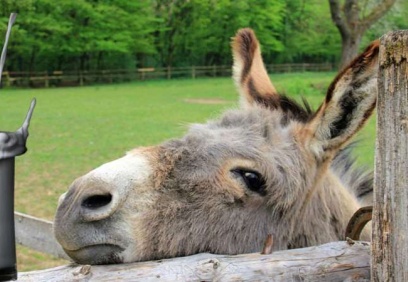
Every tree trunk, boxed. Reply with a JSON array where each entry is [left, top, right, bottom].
[[28, 48, 36, 74], [56, 55, 63, 71], [96, 52, 103, 70], [340, 33, 362, 70], [372, 30, 408, 282], [79, 53, 88, 72], [328, 0, 396, 69]]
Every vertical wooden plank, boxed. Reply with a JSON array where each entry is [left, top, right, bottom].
[[372, 30, 408, 282], [44, 72, 49, 88], [4, 71, 10, 87]]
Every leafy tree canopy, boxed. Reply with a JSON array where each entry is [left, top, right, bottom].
[[0, 0, 405, 72]]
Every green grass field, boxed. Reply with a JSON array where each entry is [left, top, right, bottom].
[[0, 72, 376, 271]]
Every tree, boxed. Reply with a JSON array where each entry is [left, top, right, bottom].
[[153, 0, 285, 67], [279, 0, 341, 64], [328, 0, 396, 69], [1, 0, 401, 72], [362, 0, 408, 46], [0, 0, 156, 72]]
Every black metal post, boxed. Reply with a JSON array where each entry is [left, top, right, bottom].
[[0, 99, 35, 281], [0, 13, 36, 281], [0, 158, 16, 281]]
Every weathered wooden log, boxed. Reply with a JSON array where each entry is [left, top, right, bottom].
[[372, 30, 408, 282], [17, 241, 370, 282]]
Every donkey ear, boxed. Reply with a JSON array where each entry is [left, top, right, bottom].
[[232, 28, 279, 108], [302, 41, 380, 160]]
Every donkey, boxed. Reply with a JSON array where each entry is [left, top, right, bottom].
[[54, 29, 378, 265]]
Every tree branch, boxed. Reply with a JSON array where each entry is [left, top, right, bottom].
[[361, 0, 396, 29], [328, 0, 350, 40], [344, 0, 360, 30]]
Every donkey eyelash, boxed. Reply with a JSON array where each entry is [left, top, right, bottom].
[[231, 168, 267, 196]]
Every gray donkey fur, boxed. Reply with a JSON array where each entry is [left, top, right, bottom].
[[54, 29, 378, 265]]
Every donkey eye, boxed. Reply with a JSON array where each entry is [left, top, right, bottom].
[[232, 169, 266, 195]]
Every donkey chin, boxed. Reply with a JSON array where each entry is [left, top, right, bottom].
[[64, 244, 124, 265]]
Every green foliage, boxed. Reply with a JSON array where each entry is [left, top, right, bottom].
[[0, 0, 157, 71], [0, 0, 404, 71], [154, 0, 285, 66], [362, 0, 408, 46], [277, 0, 341, 64]]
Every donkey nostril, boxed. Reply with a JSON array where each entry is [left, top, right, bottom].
[[81, 194, 112, 209]]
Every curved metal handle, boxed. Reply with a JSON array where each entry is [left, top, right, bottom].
[[345, 206, 373, 240]]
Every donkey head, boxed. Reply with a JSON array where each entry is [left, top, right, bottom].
[[54, 29, 379, 264]]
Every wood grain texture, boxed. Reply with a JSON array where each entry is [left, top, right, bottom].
[[372, 30, 408, 282], [17, 241, 370, 282]]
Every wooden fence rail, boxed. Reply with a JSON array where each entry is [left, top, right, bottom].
[[13, 212, 372, 281], [17, 241, 370, 282], [1, 63, 334, 88], [14, 212, 68, 260]]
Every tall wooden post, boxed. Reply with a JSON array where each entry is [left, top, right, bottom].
[[372, 30, 408, 281]]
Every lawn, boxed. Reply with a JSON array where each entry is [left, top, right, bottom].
[[0, 72, 376, 271]]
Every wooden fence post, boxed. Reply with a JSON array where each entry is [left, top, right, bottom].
[[372, 30, 408, 282], [3, 71, 10, 87], [44, 72, 49, 88], [79, 71, 84, 86]]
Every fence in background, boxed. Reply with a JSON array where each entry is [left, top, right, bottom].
[[1, 63, 334, 88]]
